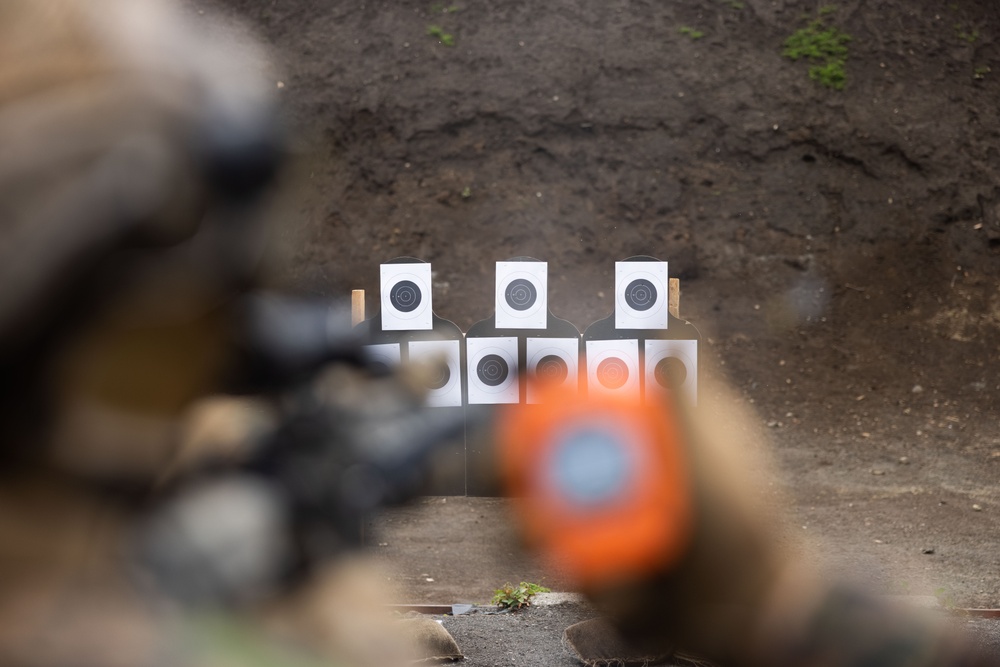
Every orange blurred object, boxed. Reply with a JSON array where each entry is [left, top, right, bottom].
[[498, 383, 693, 589]]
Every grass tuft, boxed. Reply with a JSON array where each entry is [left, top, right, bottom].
[[783, 15, 851, 90], [427, 24, 455, 47], [491, 582, 551, 610], [679, 26, 705, 40]]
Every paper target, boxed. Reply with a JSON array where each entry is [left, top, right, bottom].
[[586, 339, 640, 398], [526, 337, 580, 403], [408, 339, 462, 407], [380, 263, 433, 331], [645, 339, 698, 406], [496, 261, 547, 330], [362, 343, 402, 375], [467, 336, 519, 404], [615, 261, 668, 330]]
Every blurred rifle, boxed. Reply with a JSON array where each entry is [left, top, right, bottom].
[[0, 0, 468, 615], [134, 291, 470, 605]]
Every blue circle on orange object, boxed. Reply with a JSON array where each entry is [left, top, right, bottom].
[[549, 426, 631, 506]]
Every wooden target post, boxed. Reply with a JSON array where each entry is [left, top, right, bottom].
[[352, 289, 365, 327]]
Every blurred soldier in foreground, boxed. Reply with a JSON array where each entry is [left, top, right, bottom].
[[0, 2, 463, 665]]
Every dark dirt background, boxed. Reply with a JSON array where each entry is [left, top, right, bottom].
[[189, 0, 1000, 659]]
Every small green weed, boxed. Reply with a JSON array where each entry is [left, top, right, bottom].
[[954, 24, 980, 44], [491, 582, 551, 610], [934, 586, 956, 610], [783, 13, 852, 90], [429, 2, 460, 13], [427, 24, 455, 47], [818, 5, 837, 16], [974, 65, 991, 80], [725, 0, 744, 9], [679, 26, 705, 40]]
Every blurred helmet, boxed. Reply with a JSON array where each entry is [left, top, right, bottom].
[[0, 0, 284, 474]]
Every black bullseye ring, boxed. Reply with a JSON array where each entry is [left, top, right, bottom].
[[427, 363, 452, 391], [477, 354, 509, 387], [534, 354, 569, 384], [654, 357, 687, 387], [596, 357, 629, 389], [389, 280, 422, 313], [623, 278, 657, 312], [504, 278, 537, 311]]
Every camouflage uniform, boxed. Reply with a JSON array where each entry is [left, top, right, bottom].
[[0, 2, 410, 665]]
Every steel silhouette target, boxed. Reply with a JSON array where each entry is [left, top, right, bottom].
[[359, 258, 466, 495], [584, 255, 701, 405]]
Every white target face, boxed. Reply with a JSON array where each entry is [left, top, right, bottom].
[[362, 343, 401, 374], [496, 261, 547, 329], [380, 263, 433, 331], [645, 339, 698, 406], [526, 337, 580, 403], [586, 339, 640, 398], [615, 261, 668, 330], [467, 336, 519, 404], [408, 339, 462, 408]]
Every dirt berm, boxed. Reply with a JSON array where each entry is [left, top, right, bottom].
[[199, 0, 1000, 610]]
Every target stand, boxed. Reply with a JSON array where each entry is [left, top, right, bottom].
[[353, 254, 700, 497], [356, 257, 467, 496], [583, 255, 701, 407], [464, 257, 581, 495]]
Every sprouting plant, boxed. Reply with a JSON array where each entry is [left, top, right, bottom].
[[427, 24, 455, 47], [783, 14, 852, 90], [974, 65, 991, 80], [934, 586, 956, 610], [725, 0, 744, 9], [954, 24, 980, 44], [818, 5, 837, 16], [679, 26, 705, 40], [429, 3, 460, 14], [491, 582, 551, 610], [460, 186, 472, 199], [808, 59, 848, 89]]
